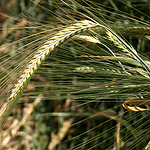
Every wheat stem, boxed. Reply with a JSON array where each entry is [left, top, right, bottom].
[[0, 20, 98, 128]]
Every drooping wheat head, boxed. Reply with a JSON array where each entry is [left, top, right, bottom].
[[1, 1, 150, 149], [0, 20, 98, 127]]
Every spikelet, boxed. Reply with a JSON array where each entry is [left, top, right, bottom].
[[73, 66, 126, 75], [118, 26, 150, 35], [106, 30, 138, 58], [73, 66, 96, 73], [73, 35, 101, 43], [106, 30, 150, 75], [0, 20, 98, 126], [93, 26, 150, 39]]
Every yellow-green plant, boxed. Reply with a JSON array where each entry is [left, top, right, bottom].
[[1, 0, 150, 149], [0, 19, 98, 127]]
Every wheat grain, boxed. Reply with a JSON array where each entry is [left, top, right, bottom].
[[0, 20, 98, 127]]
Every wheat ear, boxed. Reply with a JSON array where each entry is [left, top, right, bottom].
[[93, 26, 150, 39], [0, 20, 98, 127]]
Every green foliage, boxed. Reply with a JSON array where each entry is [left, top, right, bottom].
[[0, 0, 150, 149]]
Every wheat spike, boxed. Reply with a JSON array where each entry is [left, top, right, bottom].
[[106, 31, 138, 57], [0, 20, 98, 127], [117, 26, 150, 35], [93, 25, 150, 39]]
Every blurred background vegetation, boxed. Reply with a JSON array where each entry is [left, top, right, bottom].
[[0, 0, 150, 150]]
